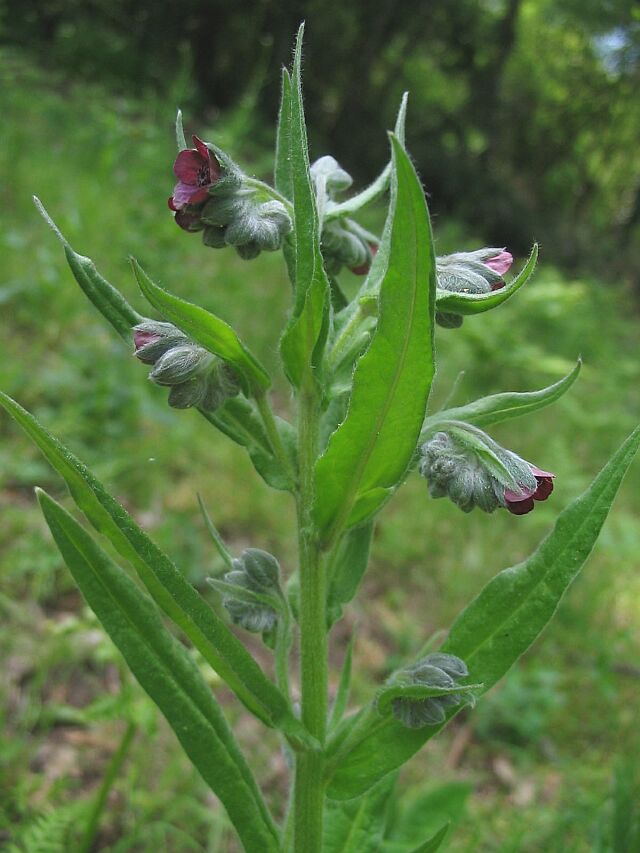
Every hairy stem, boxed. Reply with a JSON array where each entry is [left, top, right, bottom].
[[293, 385, 328, 853], [255, 391, 297, 488]]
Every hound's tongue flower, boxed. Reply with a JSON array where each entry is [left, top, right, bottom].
[[504, 466, 555, 515], [169, 135, 221, 210], [484, 250, 513, 277]]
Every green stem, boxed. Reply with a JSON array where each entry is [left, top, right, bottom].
[[78, 720, 136, 853], [255, 391, 297, 488], [293, 385, 328, 853]]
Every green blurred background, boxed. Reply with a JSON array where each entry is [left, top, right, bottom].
[[1, 1, 639, 850]]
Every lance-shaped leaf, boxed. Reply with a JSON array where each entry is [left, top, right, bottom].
[[325, 427, 640, 799], [34, 197, 142, 343], [327, 523, 374, 626], [435, 245, 538, 316], [278, 24, 330, 388], [329, 635, 356, 731], [131, 259, 270, 395], [325, 93, 408, 222], [405, 824, 450, 853], [424, 360, 581, 435], [323, 775, 398, 853], [37, 491, 279, 853], [274, 67, 297, 286], [313, 135, 436, 543], [0, 394, 312, 746], [202, 398, 296, 492]]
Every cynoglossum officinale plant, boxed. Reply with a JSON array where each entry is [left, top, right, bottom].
[[3, 23, 638, 853]]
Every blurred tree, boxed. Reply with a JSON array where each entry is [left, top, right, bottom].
[[1, 0, 638, 282]]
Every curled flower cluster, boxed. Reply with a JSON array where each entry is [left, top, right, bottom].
[[221, 548, 281, 634], [311, 156, 377, 276], [169, 135, 291, 259], [419, 427, 554, 515], [388, 653, 473, 729], [133, 320, 240, 411]]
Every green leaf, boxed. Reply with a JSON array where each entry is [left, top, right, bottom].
[[325, 427, 640, 799], [435, 244, 538, 316], [131, 258, 270, 395], [202, 398, 296, 492], [279, 24, 330, 387], [375, 681, 481, 716], [327, 523, 374, 626], [424, 359, 581, 433], [37, 491, 279, 853], [34, 197, 142, 343], [275, 67, 293, 200], [207, 578, 284, 614], [323, 775, 398, 853], [407, 824, 450, 853], [313, 135, 436, 543], [0, 394, 311, 746], [384, 782, 469, 852], [329, 634, 355, 732], [325, 93, 408, 222]]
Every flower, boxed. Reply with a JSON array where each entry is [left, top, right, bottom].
[[419, 425, 555, 515], [504, 465, 555, 515], [169, 135, 221, 215], [436, 247, 513, 295]]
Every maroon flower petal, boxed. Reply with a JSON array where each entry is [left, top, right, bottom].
[[174, 209, 202, 231], [506, 496, 535, 515], [193, 135, 221, 182], [174, 148, 207, 183], [533, 477, 554, 501], [504, 482, 537, 503], [490, 280, 506, 291], [134, 330, 161, 351], [172, 181, 201, 207], [484, 251, 513, 276], [168, 196, 180, 211]]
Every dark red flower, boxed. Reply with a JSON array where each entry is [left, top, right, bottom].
[[351, 242, 378, 276], [169, 135, 220, 212], [504, 465, 555, 515]]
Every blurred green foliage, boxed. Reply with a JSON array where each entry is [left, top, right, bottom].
[[1, 19, 639, 853], [2, 0, 639, 283]]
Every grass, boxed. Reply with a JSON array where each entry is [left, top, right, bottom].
[[1, 48, 640, 851]]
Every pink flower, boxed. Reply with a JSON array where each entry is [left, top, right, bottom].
[[504, 465, 555, 515], [484, 250, 513, 291], [134, 329, 161, 351], [168, 135, 221, 213]]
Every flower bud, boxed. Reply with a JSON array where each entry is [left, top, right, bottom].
[[222, 548, 282, 634], [133, 320, 240, 412], [436, 247, 513, 295], [419, 425, 554, 515], [321, 219, 374, 275], [224, 199, 292, 256], [388, 653, 471, 729], [310, 155, 353, 196]]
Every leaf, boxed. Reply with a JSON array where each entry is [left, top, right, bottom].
[[275, 68, 294, 200], [0, 394, 311, 746], [375, 681, 481, 716], [323, 775, 398, 853], [424, 359, 581, 433], [407, 823, 450, 853], [325, 427, 640, 799], [435, 244, 538, 316], [279, 24, 330, 387], [329, 634, 355, 732], [325, 93, 408, 222], [175, 108, 187, 151], [313, 135, 436, 543], [202, 398, 296, 492], [131, 258, 270, 395], [37, 491, 279, 853], [327, 523, 374, 626], [34, 197, 142, 343], [383, 782, 469, 852]]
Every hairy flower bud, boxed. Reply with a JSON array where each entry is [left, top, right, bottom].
[[419, 425, 554, 515], [436, 247, 513, 295], [311, 155, 353, 196], [133, 320, 240, 412], [222, 548, 282, 633], [389, 653, 472, 729]]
